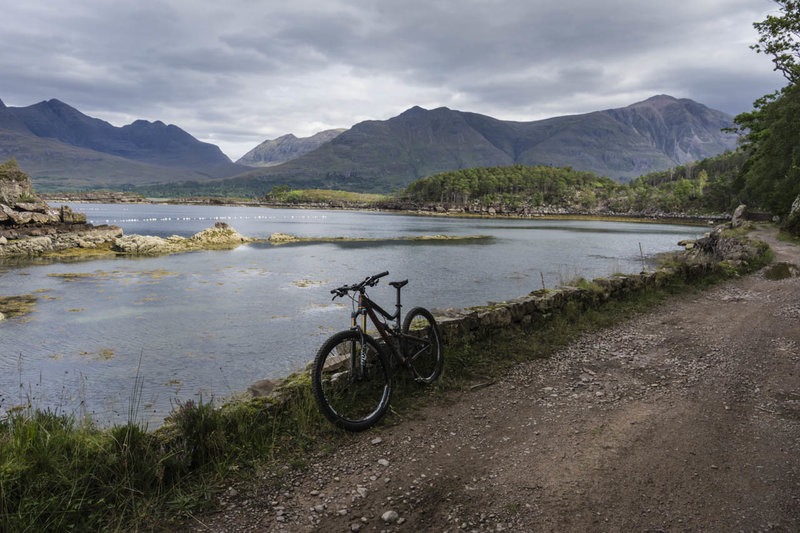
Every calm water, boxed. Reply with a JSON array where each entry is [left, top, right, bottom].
[[0, 204, 706, 426]]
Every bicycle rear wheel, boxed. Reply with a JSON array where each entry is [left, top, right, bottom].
[[402, 307, 443, 383], [311, 330, 393, 431]]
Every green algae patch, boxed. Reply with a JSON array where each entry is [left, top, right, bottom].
[[268, 232, 493, 245], [291, 278, 329, 288], [79, 348, 117, 361], [39, 241, 117, 260], [0, 294, 37, 319]]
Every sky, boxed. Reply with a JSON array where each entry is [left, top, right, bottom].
[[0, 0, 788, 161]]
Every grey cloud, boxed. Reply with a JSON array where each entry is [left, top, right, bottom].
[[0, 0, 785, 159]]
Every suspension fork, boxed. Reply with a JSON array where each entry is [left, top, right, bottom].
[[350, 295, 367, 381], [350, 295, 370, 379]]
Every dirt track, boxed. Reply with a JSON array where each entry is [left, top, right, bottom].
[[190, 227, 800, 532]]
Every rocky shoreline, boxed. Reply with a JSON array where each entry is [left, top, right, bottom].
[[259, 197, 734, 225], [1, 165, 253, 261], [35, 188, 735, 226]]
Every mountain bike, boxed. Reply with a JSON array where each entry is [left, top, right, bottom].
[[311, 271, 444, 431]]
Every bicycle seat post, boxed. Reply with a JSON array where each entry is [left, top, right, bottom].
[[389, 279, 409, 328], [395, 284, 402, 321]]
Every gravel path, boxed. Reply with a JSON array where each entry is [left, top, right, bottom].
[[187, 227, 800, 532]]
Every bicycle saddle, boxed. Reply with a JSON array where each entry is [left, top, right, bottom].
[[389, 279, 408, 289]]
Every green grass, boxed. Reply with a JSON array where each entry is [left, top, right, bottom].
[[777, 229, 800, 244], [264, 188, 390, 204]]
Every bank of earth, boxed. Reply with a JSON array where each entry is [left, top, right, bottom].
[[185, 226, 800, 532]]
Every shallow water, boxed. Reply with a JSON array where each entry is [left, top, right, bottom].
[[0, 204, 706, 426]]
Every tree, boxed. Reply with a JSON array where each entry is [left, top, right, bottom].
[[733, 1, 800, 216], [752, 0, 800, 82]]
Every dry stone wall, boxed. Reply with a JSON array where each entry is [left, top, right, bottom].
[[434, 227, 765, 345]]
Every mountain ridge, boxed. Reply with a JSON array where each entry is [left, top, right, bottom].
[[0, 98, 248, 189], [0, 95, 738, 194], [237, 128, 346, 167], [223, 95, 737, 193]]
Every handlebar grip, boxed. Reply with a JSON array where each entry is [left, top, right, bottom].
[[373, 271, 389, 279]]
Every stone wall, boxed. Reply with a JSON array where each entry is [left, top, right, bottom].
[[434, 228, 765, 346]]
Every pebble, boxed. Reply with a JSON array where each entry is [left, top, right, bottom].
[[378, 458, 390, 466], [371, 437, 383, 445], [381, 510, 399, 522]]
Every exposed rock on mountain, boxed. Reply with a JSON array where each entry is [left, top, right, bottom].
[[237, 129, 346, 167]]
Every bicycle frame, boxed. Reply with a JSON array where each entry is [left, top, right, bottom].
[[352, 288, 407, 365]]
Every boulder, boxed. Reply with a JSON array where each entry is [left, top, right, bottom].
[[248, 378, 284, 398], [782, 193, 800, 237], [730, 204, 747, 227], [60, 205, 87, 224], [14, 201, 49, 213], [112, 234, 174, 255], [189, 222, 246, 246]]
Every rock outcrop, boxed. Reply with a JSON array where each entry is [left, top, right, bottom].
[[0, 161, 121, 258], [0, 225, 123, 258], [112, 222, 250, 255]]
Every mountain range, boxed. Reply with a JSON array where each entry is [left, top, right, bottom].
[[0, 98, 247, 190], [0, 95, 739, 194], [226, 95, 738, 193]]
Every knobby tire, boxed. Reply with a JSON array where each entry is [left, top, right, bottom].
[[402, 307, 444, 383], [311, 330, 393, 431]]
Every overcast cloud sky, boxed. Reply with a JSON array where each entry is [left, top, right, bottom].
[[0, 0, 787, 160]]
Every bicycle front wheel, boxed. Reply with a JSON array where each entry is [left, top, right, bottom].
[[311, 330, 393, 431], [402, 307, 443, 383]]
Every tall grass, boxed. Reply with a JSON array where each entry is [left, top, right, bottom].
[[0, 372, 332, 531]]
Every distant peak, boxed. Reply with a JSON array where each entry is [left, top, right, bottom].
[[629, 95, 686, 109], [401, 105, 428, 116], [46, 98, 70, 107], [0, 97, 5, 108]]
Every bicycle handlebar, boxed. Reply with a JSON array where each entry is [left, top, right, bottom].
[[331, 271, 389, 299]]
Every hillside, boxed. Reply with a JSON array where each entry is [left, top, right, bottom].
[[0, 98, 248, 189], [214, 95, 737, 194], [236, 129, 346, 167]]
